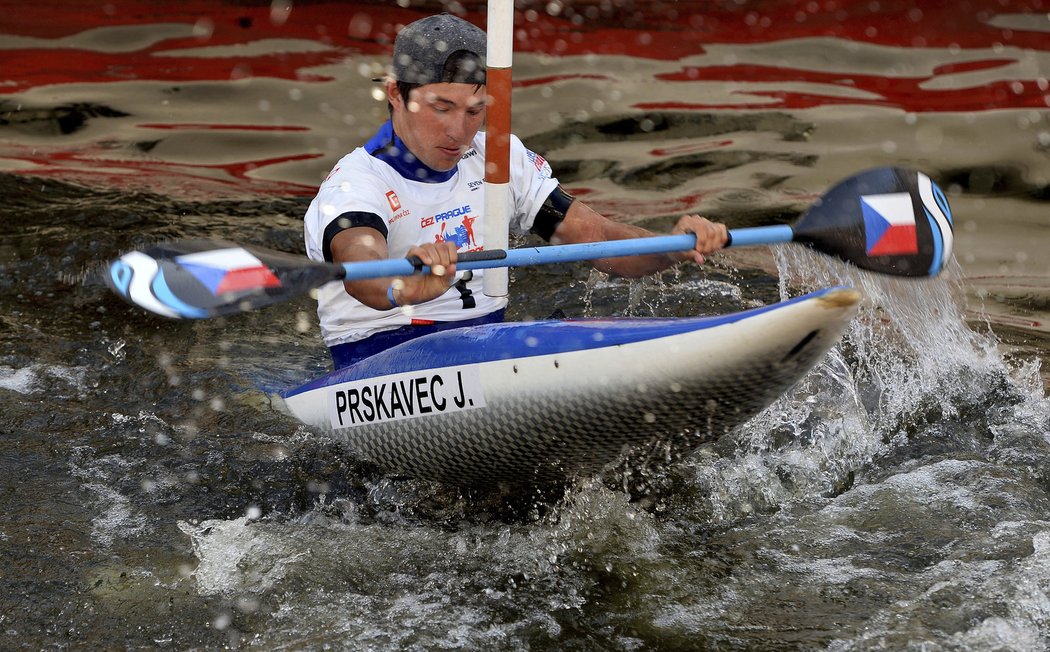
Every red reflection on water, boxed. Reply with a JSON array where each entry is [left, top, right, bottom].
[[0, 0, 1047, 197], [1, 47, 339, 95], [515, 74, 613, 88], [569, 187, 711, 222], [138, 123, 310, 132], [647, 59, 1050, 112], [1, 142, 321, 196], [650, 140, 735, 157], [5, 1, 1045, 94]]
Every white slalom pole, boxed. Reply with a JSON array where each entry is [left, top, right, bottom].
[[483, 0, 513, 297]]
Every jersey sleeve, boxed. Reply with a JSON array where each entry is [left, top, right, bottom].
[[508, 135, 561, 235], [303, 152, 391, 263]]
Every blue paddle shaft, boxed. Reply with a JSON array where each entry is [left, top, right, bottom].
[[339, 226, 796, 281], [725, 224, 794, 248], [107, 166, 945, 320]]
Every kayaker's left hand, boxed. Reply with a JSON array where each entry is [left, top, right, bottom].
[[672, 214, 728, 265]]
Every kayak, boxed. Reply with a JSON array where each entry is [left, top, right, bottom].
[[276, 286, 862, 485], [103, 167, 947, 485]]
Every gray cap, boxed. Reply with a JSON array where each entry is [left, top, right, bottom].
[[390, 14, 486, 86]]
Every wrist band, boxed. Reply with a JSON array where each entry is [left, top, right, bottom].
[[387, 285, 400, 308]]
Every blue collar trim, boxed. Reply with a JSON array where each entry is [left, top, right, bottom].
[[364, 121, 456, 184]]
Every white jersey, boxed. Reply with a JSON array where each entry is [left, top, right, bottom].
[[304, 123, 560, 347]]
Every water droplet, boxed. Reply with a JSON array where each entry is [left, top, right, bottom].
[[107, 338, 126, 361]]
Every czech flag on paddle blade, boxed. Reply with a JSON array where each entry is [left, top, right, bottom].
[[175, 248, 282, 295], [861, 192, 919, 256]]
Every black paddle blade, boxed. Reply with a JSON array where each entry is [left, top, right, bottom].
[[105, 239, 345, 318], [793, 167, 954, 277]]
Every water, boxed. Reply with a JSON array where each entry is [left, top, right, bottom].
[[2, 1, 1050, 649]]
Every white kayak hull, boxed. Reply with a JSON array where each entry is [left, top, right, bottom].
[[278, 287, 861, 485]]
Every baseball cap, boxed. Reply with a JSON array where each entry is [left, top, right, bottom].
[[388, 14, 487, 86]]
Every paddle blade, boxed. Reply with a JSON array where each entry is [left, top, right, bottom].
[[793, 167, 954, 277], [105, 239, 345, 318]]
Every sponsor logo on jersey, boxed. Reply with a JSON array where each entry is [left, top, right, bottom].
[[433, 213, 479, 249], [526, 150, 552, 177], [422, 204, 472, 229], [388, 208, 411, 225], [435, 205, 471, 222], [461, 149, 478, 159], [328, 365, 486, 428], [386, 190, 401, 211], [468, 179, 484, 190], [861, 192, 918, 256]]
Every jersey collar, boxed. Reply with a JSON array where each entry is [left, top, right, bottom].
[[364, 120, 457, 184]]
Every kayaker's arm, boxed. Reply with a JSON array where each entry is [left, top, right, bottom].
[[546, 191, 728, 278], [330, 226, 458, 310]]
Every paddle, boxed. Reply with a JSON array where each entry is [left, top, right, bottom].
[[106, 166, 953, 319]]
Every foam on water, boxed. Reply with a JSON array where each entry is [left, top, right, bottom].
[[0, 363, 88, 396], [69, 446, 150, 547], [824, 525, 1050, 651], [65, 411, 193, 548], [634, 452, 1050, 647], [177, 480, 666, 648], [0, 365, 37, 393]]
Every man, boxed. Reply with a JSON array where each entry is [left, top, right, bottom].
[[303, 14, 728, 369]]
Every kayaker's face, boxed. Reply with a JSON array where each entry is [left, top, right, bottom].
[[388, 80, 486, 172]]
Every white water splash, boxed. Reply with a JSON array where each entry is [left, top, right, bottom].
[[682, 248, 1049, 524]]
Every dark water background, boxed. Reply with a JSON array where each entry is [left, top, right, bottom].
[[2, 1, 1050, 649]]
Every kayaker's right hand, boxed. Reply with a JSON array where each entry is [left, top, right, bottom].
[[672, 214, 728, 266], [392, 241, 459, 306]]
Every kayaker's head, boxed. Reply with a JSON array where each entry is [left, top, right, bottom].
[[383, 14, 487, 172]]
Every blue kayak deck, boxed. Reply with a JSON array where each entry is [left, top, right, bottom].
[[284, 287, 843, 397]]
